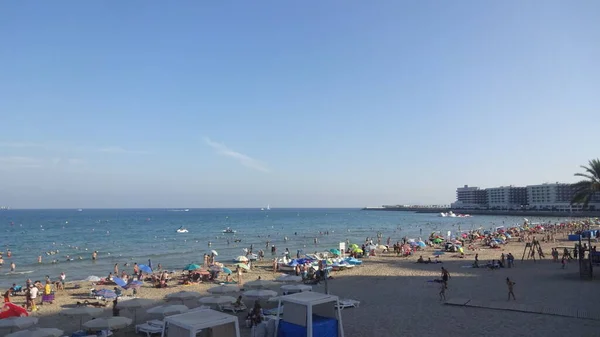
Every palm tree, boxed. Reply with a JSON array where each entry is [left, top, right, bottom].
[[570, 158, 600, 209]]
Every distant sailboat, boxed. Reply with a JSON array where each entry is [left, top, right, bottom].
[[267, 204, 270, 211]]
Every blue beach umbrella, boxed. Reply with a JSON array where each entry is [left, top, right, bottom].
[[124, 280, 143, 290], [95, 289, 117, 298], [138, 264, 153, 274], [222, 267, 232, 274], [329, 249, 340, 255], [112, 276, 127, 288]]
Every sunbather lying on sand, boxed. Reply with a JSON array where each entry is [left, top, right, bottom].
[[77, 300, 107, 307]]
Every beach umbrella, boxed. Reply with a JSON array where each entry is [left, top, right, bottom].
[[275, 275, 302, 283], [377, 245, 387, 250], [234, 256, 248, 262], [147, 304, 189, 316], [94, 289, 117, 299], [352, 248, 363, 253], [234, 263, 250, 271], [244, 289, 277, 299], [199, 296, 236, 305], [329, 249, 340, 255], [183, 264, 201, 271], [280, 284, 312, 294], [112, 276, 127, 288], [245, 279, 277, 289], [83, 317, 132, 332], [6, 328, 63, 337], [123, 280, 143, 290], [222, 267, 232, 274], [207, 285, 238, 294], [0, 317, 38, 333], [60, 307, 103, 329], [433, 238, 443, 244], [138, 264, 152, 274], [166, 291, 201, 301], [211, 250, 218, 256], [267, 296, 280, 303], [116, 298, 155, 322], [84, 276, 101, 282]]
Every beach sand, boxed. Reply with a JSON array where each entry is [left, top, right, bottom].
[[3, 235, 600, 337]]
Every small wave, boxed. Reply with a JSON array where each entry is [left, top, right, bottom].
[[2, 270, 34, 276]]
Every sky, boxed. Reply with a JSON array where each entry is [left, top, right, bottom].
[[0, 1, 599, 208]]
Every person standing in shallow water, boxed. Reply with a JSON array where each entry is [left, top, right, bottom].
[[506, 277, 516, 301]]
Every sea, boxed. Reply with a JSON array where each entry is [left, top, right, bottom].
[[0, 208, 572, 287]]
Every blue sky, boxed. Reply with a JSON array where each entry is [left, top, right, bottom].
[[0, 1, 599, 208]]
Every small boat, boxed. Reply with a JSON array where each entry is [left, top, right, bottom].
[[176, 226, 189, 233], [223, 227, 236, 234]]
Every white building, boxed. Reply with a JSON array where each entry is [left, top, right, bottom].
[[451, 185, 488, 209], [487, 186, 528, 209], [526, 183, 600, 211]]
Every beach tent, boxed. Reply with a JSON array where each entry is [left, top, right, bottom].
[[274, 292, 344, 337], [161, 308, 240, 337]]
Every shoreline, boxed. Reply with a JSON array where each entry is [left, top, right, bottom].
[[4, 224, 600, 337], [362, 207, 600, 217]]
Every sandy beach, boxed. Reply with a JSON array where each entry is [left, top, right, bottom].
[[3, 231, 600, 337]]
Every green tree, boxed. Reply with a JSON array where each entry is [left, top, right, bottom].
[[571, 159, 600, 209]]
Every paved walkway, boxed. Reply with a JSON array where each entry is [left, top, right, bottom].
[[445, 298, 600, 321]]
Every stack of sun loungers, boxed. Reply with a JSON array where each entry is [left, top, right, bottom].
[[219, 301, 247, 313], [336, 299, 360, 309], [135, 319, 164, 336]]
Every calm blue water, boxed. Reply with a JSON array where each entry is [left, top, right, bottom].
[[0, 208, 568, 287]]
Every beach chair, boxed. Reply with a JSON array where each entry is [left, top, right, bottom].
[[12, 285, 23, 295], [219, 301, 247, 313], [135, 320, 164, 337], [263, 306, 283, 316], [336, 299, 360, 309]]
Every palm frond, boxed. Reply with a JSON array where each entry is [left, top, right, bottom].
[[571, 158, 600, 208]]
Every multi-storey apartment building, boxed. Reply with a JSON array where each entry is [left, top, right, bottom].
[[451, 185, 488, 209], [487, 186, 528, 209]]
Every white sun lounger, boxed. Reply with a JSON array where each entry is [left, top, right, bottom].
[[135, 320, 164, 337], [336, 299, 360, 309], [219, 302, 247, 313]]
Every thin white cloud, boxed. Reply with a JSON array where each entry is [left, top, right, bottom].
[[0, 142, 45, 148], [0, 156, 43, 169], [68, 158, 85, 165], [204, 137, 270, 173], [98, 146, 150, 155]]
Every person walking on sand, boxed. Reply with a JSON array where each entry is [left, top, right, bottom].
[[236, 266, 244, 287], [506, 277, 516, 301], [439, 281, 446, 301], [441, 267, 450, 289]]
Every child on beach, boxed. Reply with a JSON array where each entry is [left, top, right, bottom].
[[506, 277, 516, 301]]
